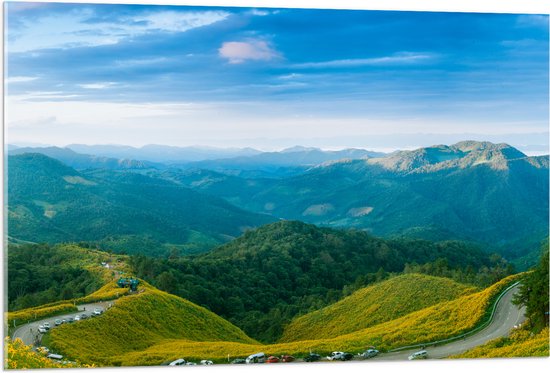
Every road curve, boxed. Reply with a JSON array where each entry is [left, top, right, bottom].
[[370, 283, 526, 361], [11, 301, 113, 347]]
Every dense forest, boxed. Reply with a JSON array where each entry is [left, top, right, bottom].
[[7, 244, 105, 310], [128, 221, 515, 342], [513, 242, 550, 332]]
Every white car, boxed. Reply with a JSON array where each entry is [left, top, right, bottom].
[[186, 362, 197, 366], [408, 350, 428, 360], [74, 315, 81, 321], [200, 360, 213, 365], [358, 349, 379, 359], [42, 322, 51, 330], [327, 351, 353, 361], [38, 326, 48, 334], [168, 358, 186, 366], [93, 308, 103, 315]]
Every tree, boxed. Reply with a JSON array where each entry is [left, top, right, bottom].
[[514, 242, 549, 331]]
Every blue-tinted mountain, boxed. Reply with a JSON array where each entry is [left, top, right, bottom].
[[7, 153, 276, 256], [165, 141, 548, 263], [8, 146, 160, 170]]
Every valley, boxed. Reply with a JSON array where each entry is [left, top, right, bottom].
[[5, 141, 549, 368]]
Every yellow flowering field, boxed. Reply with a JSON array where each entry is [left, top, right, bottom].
[[4, 337, 93, 369], [281, 273, 477, 342], [47, 274, 522, 366]]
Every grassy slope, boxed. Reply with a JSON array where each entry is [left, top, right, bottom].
[[48, 282, 257, 366], [280, 273, 477, 342], [452, 327, 549, 358], [50, 274, 519, 366]]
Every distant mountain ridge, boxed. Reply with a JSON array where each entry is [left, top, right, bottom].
[[368, 141, 530, 173], [7, 153, 276, 255], [9, 146, 159, 170], [163, 141, 548, 263]]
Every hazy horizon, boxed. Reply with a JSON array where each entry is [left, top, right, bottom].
[[8, 136, 550, 157], [6, 3, 548, 156]]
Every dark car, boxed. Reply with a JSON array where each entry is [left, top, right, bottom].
[[304, 353, 321, 362], [66, 317, 74, 323], [231, 359, 246, 364], [80, 314, 88, 320], [342, 353, 353, 361], [281, 355, 295, 362]]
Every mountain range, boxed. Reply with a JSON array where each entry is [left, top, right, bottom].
[[7, 153, 275, 255], [6, 141, 549, 264]]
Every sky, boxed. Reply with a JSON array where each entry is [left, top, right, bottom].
[[5, 1, 550, 153]]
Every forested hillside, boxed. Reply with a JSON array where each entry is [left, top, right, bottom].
[[7, 153, 275, 255], [129, 221, 514, 342]]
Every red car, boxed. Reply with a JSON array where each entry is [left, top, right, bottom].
[[281, 355, 295, 362], [266, 356, 280, 363]]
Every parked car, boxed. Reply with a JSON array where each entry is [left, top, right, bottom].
[[200, 360, 213, 365], [38, 326, 48, 334], [230, 358, 246, 364], [266, 356, 280, 363], [246, 352, 266, 364], [408, 350, 428, 360], [55, 319, 63, 326], [186, 362, 197, 366], [80, 313, 88, 320], [327, 351, 353, 361], [168, 358, 186, 366], [93, 308, 103, 316], [66, 317, 74, 323], [358, 349, 379, 359], [281, 355, 295, 362], [42, 322, 51, 330], [304, 353, 321, 362], [74, 315, 81, 321]]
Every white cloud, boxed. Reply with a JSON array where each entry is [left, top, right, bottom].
[[79, 82, 118, 90], [6, 76, 38, 83], [7, 9, 230, 52], [219, 39, 281, 64], [293, 52, 435, 69], [132, 10, 230, 33]]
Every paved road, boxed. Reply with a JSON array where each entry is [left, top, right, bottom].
[[367, 283, 526, 361], [12, 301, 113, 347]]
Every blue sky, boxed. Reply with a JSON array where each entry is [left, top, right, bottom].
[[5, 2, 549, 153]]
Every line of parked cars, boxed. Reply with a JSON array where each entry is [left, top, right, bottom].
[[168, 359, 213, 366], [169, 347, 428, 366], [38, 308, 104, 333]]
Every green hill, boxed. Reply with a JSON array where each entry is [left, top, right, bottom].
[[7, 243, 129, 311], [59, 274, 520, 367], [163, 141, 548, 265], [48, 282, 257, 366], [7, 153, 276, 256], [129, 220, 509, 342], [280, 273, 477, 342]]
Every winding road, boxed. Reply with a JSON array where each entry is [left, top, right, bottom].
[[11, 283, 525, 361], [11, 301, 113, 347], [369, 283, 526, 361]]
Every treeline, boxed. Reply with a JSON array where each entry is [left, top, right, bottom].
[[513, 242, 549, 331], [129, 221, 514, 342], [7, 244, 104, 310]]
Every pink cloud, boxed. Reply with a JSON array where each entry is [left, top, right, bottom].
[[218, 40, 280, 64]]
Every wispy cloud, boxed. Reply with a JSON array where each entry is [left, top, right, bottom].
[[6, 76, 38, 83], [79, 82, 118, 90], [293, 52, 436, 69], [7, 9, 230, 52], [219, 39, 281, 64]]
